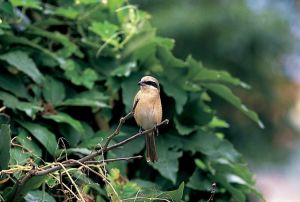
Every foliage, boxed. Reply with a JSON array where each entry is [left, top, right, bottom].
[[136, 0, 295, 163], [0, 0, 263, 201]]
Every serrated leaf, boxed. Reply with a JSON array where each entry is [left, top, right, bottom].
[[0, 73, 29, 99], [42, 76, 66, 106], [0, 91, 42, 117], [151, 137, 183, 184], [24, 190, 56, 202], [0, 124, 11, 170], [43, 112, 84, 133], [0, 51, 44, 84], [17, 121, 57, 156], [64, 60, 98, 89], [90, 21, 119, 46], [204, 83, 264, 128]]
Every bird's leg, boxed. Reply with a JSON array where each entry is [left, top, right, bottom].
[[139, 127, 144, 134]]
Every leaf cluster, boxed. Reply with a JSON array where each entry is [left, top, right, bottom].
[[0, 0, 263, 201]]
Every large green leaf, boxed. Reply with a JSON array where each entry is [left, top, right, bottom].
[[0, 51, 44, 84], [204, 83, 264, 128], [60, 91, 109, 108], [151, 137, 183, 184], [90, 21, 119, 46], [0, 124, 11, 170], [17, 121, 58, 156], [160, 77, 187, 114], [0, 91, 42, 117], [64, 60, 98, 89], [121, 72, 143, 112], [43, 112, 84, 133], [42, 76, 66, 106], [0, 73, 29, 99]]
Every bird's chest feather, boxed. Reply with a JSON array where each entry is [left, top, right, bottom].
[[134, 93, 160, 129]]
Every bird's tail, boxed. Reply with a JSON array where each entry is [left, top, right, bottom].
[[145, 132, 158, 162]]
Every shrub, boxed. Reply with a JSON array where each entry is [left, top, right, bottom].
[[0, 0, 263, 201]]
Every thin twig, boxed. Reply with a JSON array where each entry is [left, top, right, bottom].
[[104, 99, 139, 148], [85, 155, 143, 164], [207, 182, 216, 202]]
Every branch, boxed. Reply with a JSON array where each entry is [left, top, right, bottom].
[[12, 109, 169, 200]]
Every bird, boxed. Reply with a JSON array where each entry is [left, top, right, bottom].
[[133, 76, 162, 162]]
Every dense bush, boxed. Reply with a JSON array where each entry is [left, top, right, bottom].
[[0, 0, 263, 201]]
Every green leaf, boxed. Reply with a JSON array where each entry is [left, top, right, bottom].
[[208, 116, 230, 128], [90, 21, 119, 46], [110, 62, 137, 77], [186, 56, 248, 88], [54, 7, 79, 19], [187, 169, 211, 191], [0, 91, 42, 117], [10, 0, 41, 9], [204, 83, 264, 128], [16, 129, 42, 162], [160, 77, 187, 114], [9, 148, 31, 165], [181, 130, 241, 162], [0, 73, 29, 99], [43, 112, 84, 133], [64, 60, 98, 89], [0, 51, 44, 84], [60, 91, 109, 108], [24, 190, 56, 202], [17, 121, 57, 156], [121, 72, 143, 112], [151, 137, 183, 184], [174, 116, 197, 135], [42, 76, 66, 106], [157, 182, 184, 202], [0, 124, 11, 170]]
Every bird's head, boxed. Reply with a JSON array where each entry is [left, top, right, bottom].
[[138, 76, 160, 92]]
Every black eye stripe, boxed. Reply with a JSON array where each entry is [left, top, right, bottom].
[[143, 81, 158, 89]]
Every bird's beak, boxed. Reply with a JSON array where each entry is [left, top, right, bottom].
[[138, 81, 143, 86]]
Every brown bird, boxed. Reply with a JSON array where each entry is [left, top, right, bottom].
[[133, 76, 162, 162]]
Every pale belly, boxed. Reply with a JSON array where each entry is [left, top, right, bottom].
[[135, 106, 157, 130]]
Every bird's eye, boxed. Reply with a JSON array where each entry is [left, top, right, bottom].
[[144, 81, 158, 89]]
